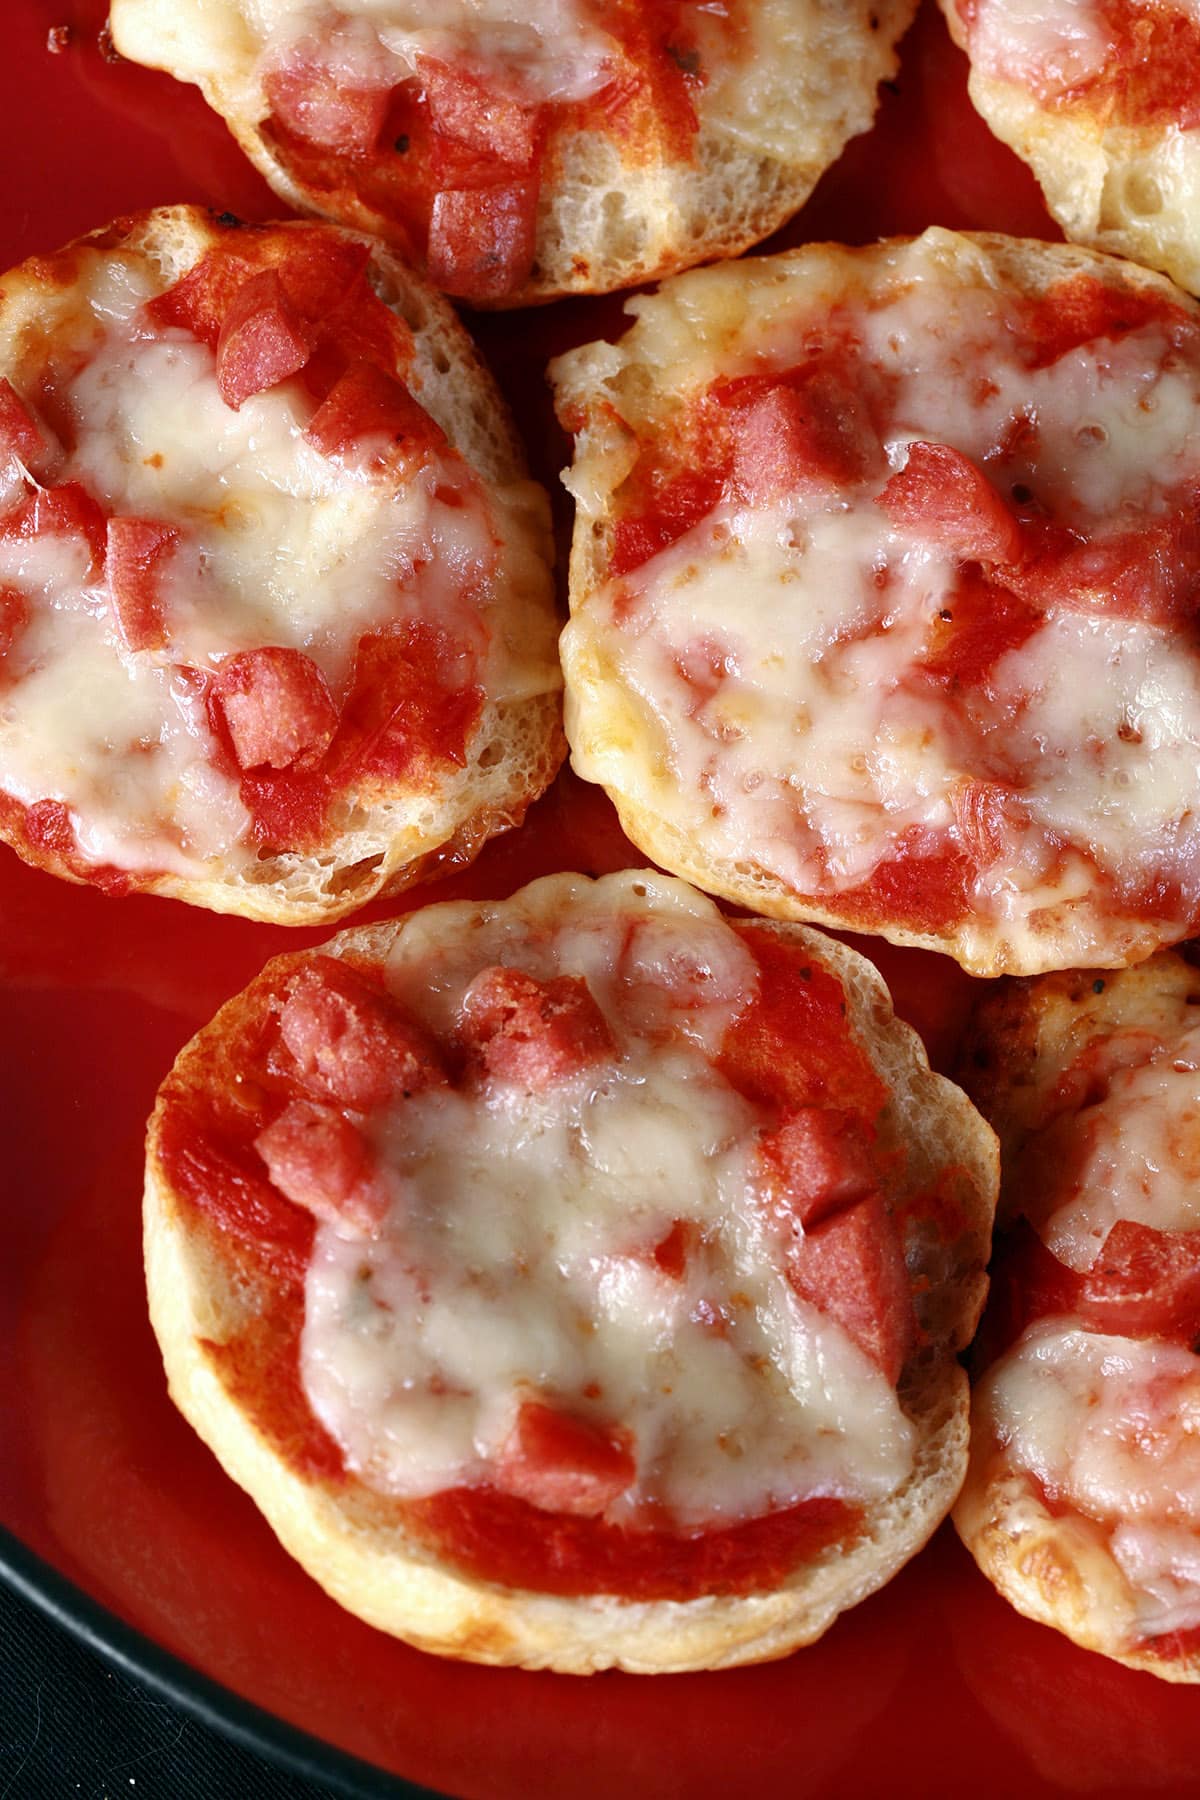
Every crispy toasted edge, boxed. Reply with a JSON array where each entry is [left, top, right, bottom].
[[955, 1389, 1200, 1684], [143, 869, 998, 1672], [938, 0, 1200, 298], [550, 226, 1200, 977], [0, 204, 564, 924], [952, 951, 1200, 1683], [108, 0, 918, 308]]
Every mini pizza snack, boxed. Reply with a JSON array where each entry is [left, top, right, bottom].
[[955, 956, 1200, 1681], [144, 869, 997, 1673], [941, 1, 1200, 295], [553, 228, 1200, 978], [107, 0, 917, 306], [0, 205, 562, 923]]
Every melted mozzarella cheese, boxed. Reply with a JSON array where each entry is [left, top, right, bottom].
[[968, 0, 1200, 97], [1111, 1521, 1200, 1641], [1035, 1022, 1200, 1270], [562, 232, 1200, 963], [300, 873, 917, 1524], [967, 0, 1117, 94], [986, 1322, 1200, 1529], [0, 242, 552, 879], [243, 0, 617, 108]]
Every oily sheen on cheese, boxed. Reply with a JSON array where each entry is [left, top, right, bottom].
[[109, 0, 918, 304], [554, 229, 1200, 975], [941, 0, 1200, 294], [303, 886, 914, 1522], [955, 955, 1200, 1680], [0, 208, 561, 920], [143, 870, 998, 1671]]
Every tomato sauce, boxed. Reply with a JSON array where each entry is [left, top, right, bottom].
[[409, 1487, 861, 1601]]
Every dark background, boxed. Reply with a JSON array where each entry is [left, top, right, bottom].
[[0, 1583, 346, 1800]]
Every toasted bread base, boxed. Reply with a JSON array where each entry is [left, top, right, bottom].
[[939, 0, 1200, 297], [144, 872, 998, 1672], [110, 0, 918, 307], [954, 955, 1200, 1683], [955, 1427, 1200, 1685], [553, 228, 1200, 977], [0, 207, 563, 924]]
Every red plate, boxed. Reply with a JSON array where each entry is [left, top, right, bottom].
[[3, 1, 1200, 1792]]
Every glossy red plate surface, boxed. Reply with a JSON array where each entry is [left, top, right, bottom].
[[2, 1, 1200, 1792]]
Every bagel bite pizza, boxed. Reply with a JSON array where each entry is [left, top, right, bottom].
[[941, 0, 1200, 295], [0, 206, 561, 922], [144, 870, 997, 1673], [956, 955, 1200, 1681], [554, 228, 1200, 977], [107, 0, 918, 306]]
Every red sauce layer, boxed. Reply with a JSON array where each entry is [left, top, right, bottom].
[[410, 1488, 860, 1601]]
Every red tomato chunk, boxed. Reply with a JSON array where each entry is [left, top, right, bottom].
[[494, 1400, 637, 1518], [459, 966, 617, 1086]]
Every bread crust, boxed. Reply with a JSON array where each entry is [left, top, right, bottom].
[[954, 954, 1200, 1683], [552, 227, 1200, 977], [939, 0, 1200, 297], [144, 869, 998, 1673], [108, 0, 918, 307], [0, 205, 564, 924]]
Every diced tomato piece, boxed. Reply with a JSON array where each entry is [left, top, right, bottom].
[[418, 57, 539, 166], [611, 469, 726, 578], [786, 1191, 915, 1384], [460, 966, 616, 1087], [216, 647, 338, 771], [652, 1218, 693, 1280], [278, 957, 446, 1111], [726, 363, 881, 496], [718, 927, 890, 1119], [494, 1400, 636, 1518], [1013, 522, 1200, 627], [919, 566, 1043, 688], [0, 482, 106, 578], [1076, 1220, 1200, 1343], [757, 1107, 879, 1230], [215, 267, 312, 411], [255, 1098, 390, 1238], [105, 516, 179, 651], [304, 361, 448, 473], [327, 622, 482, 786], [263, 54, 391, 155], [274, 235, 373, 325], [426, 181, 538, 302], [731, 379, 873, 502], [0, 587, 29, 663], [878, 442, 1024, 564], [149, 237, 372, 353], [1019, 275, 1191, 371], [0, 377, 57, 474], [146, 250, 258, 348]]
